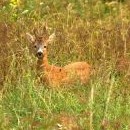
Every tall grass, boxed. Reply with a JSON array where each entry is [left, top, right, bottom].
[[0, 0, 130, 129]]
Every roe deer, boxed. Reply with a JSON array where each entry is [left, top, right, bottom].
[[26, 28, 92, 87]]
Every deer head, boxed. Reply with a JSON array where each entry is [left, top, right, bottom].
[[26, 28, 55, 59]]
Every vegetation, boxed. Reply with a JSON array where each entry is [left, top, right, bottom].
[[0, 0, 130, 129]]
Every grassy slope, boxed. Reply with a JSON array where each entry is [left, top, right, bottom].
[[0, 0, 130, 129]]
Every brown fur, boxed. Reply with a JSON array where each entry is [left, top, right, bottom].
[[26, 31, 92, 87]]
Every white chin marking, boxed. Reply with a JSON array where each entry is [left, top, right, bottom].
[[37, 55, 43, 59]]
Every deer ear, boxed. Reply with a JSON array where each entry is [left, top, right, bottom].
[[26, 33, 35, 43], [48, 33, 55, 43]]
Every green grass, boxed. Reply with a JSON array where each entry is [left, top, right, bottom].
[[0, 0, 130, 129]]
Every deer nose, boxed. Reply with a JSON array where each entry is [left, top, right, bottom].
[[37, 52, 43, 58]]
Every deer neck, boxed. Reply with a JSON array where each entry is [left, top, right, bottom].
[[37, 53, 49, 72]]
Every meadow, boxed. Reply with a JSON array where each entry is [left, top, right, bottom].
[[0, 0, 130, 129]]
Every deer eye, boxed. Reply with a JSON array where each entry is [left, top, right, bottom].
[[34, 45, 37, 48], [44, 46, 47, 48]]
